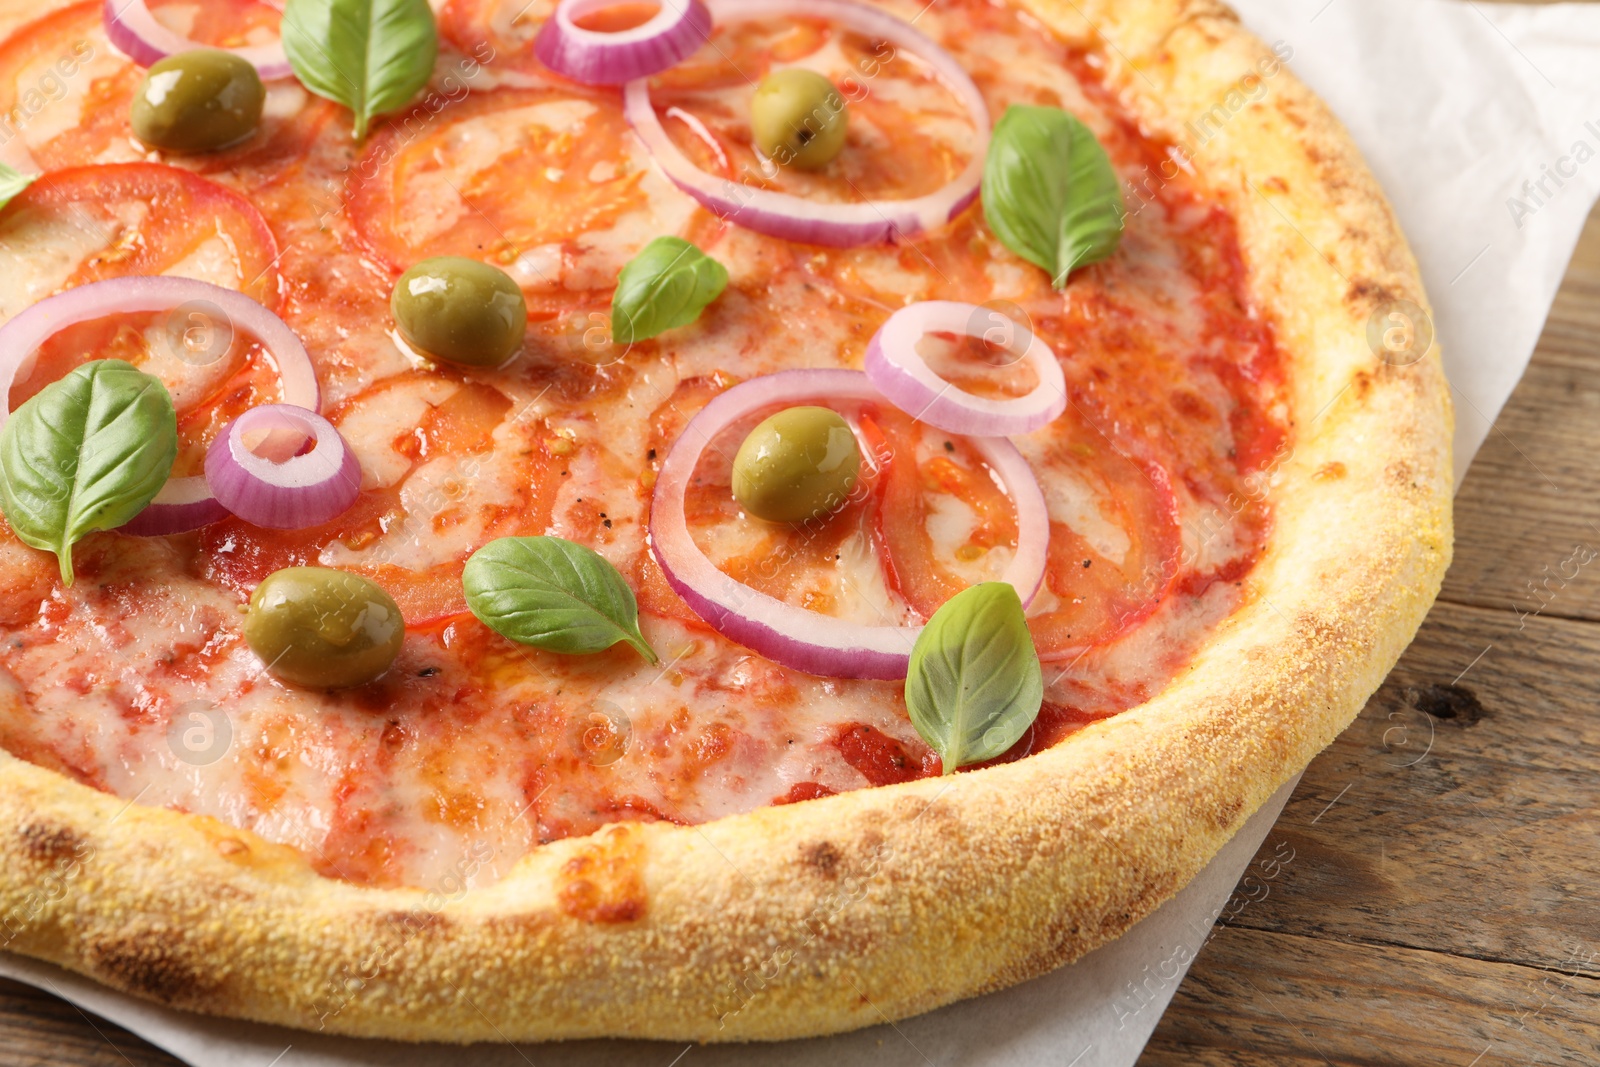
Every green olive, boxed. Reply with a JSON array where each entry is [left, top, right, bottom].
[[129, 50, 264, 154], [244, 567, 405, 689], [750, 69, 848, 170], [391, 257, 529, 368], [732, 406, 861, 524]]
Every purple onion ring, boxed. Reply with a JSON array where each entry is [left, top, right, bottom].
[[648, 368, 1048, 679], [204, 404, 360, 530], [0, 276, 321, 535], [103, 0, 294, 80], [865, 300, 1067, 436], [623, 0, 990, 247], [535, 0, 713, 85]]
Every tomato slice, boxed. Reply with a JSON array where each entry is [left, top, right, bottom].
[[1023, 419, 1183, 659], [634, 375, 731, 628], [650, 17, 974, 205], [0, 0, 282, 170], [871, 406, 1020, 619], [1, 162, 281, 305], [197, 377, 563, 628], [437, 0, 547, 76], [346, 87, 658, 313]]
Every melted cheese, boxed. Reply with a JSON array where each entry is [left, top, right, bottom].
[[0, 0, 1285, 889]]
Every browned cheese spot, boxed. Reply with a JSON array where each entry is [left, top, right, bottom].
[[558, 825, 647, 924]]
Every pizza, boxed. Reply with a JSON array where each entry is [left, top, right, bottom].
[[0, 0, 1452, 1044]]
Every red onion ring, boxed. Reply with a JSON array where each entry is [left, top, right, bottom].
[[865, 300, 1066, 436], [0, 276, 321, 535], [622, 0, 989, 247], [535, 0, 713, 85], [648, 369, 1048, 679], [103, 0, 294, 80], [205, 404, 360, 529]]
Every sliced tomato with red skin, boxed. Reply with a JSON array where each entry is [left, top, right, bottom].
[[196, 490, 487, 631], [0, 0, 284, 170], [773, 782, 837, 805], [436, 0, 547, 76], [195, 376, 563, 628], [1024, 422, 1183, 660], [872, 405, 1020, 620], [2, 162, 281, 304], [0, 1, 127, 169], [832, 723, 938, 786], [650, 18, 971, 206], [345, 87, 649, 314], [634, 374, 734, 628], [2, 165, 284, 474]]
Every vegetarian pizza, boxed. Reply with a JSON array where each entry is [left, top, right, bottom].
[[0, 0, 1452, 1043]]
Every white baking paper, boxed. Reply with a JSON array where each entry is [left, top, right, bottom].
[[7, 1, 1600, 1063]]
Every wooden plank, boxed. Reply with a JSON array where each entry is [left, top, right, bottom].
[[1145, 927, 1600, 1067], [1140, 1042, 1337, 1067], [1196, 608, 1600, 975], [0, 976, 178, 1066]]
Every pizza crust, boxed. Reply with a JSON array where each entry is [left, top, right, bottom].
[[0, 0, 1451, 1041]]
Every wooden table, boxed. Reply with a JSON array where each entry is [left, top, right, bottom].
[[6, 47, 1600, 1067]]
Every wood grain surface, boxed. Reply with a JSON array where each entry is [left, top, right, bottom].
[[5, 15, 1600, 1067]]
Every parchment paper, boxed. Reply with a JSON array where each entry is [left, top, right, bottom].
[[7, 1, 1600, 1063]]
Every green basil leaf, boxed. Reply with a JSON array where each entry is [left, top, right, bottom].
[[0, 360, 177, 585], [281, 0, 438, 142], [905, 582, 1043, 774], [982, 104, 1125, 287], [463, 536, 658, 663], [611, 236, 729, 345], [0, 162, 35, 211]]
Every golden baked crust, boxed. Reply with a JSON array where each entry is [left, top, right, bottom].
[[0, 0, 1452, 1042]]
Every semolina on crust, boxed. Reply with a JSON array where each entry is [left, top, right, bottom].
[[0, 0, 1453, 1043]]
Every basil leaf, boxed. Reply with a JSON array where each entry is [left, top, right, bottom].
[[905, 582, 1043, 774], [281, 0, 438, 141], [463, 536, 658, 663], [982, 104, 1125, 287], [0, 162, 35, 211], [611, 236, 729, 345], [0, 360, 177, 585]]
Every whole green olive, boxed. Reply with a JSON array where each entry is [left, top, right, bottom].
[[244, 567, 405, 689], [732, 406, 861, 524], [129, 50, 265, 154], [750, 69, 849, 171], [391, 257, 529, 368]]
